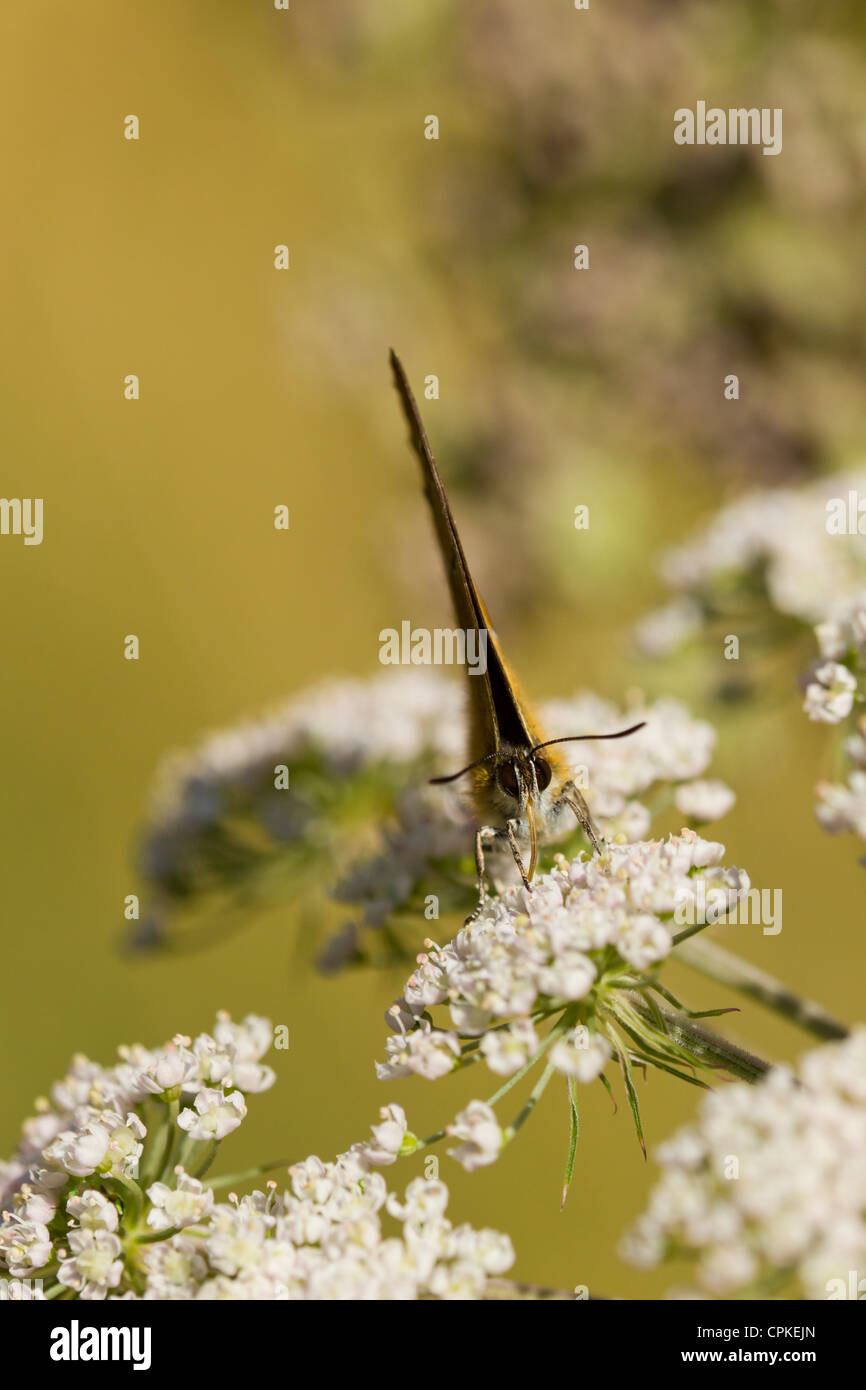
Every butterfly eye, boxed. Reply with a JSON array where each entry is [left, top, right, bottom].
[[533, 756, 552, 793], [496, 762, 520, 799]]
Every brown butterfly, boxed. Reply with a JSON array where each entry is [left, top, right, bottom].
[[390, 350, 645, 921]]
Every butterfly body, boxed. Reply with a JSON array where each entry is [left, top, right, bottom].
[[389, 350, 643, 916], [469, 741, 574, 890]]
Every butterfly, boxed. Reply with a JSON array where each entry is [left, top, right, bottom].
[[390, 350, 645, 921]]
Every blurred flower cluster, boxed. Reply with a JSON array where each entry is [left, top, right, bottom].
[[377, 832, 752, 1178], [803, 594, 866, 848], [0, 1015, 513, 1300], [622, 1029, 866, 1299], [131, 672, 463, 955], [131, 672, 734, 967], [638, 467, 866, 655], [636, 467, 866, 854]]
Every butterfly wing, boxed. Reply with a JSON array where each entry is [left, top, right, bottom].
[[389, 350, 543, 762]]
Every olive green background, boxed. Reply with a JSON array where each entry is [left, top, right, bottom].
[[1, 2, 863, 1298]]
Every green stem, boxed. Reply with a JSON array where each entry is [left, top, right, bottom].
[[671, 918, 716, 946], [133, 1224, 182, 1245], [102, 1173, 145, 1227], [484, 1013, 572, 1108], [634, 1000, 771, 1083], [208, 1159, 289, 1191], [411, 1013, 575, 1154], [561, 1078, 579, 1210], [676, 937, 849, 1042], [411, 1128, 447, 1153], [504, 1061, 557, 1141], [156, 1099, 183, 1181], [140, 1099, 177, 1186], [191, 1141, 219, 1181]]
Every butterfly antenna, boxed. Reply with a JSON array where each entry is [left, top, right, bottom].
[[430, 752, 500, 785], [533, 721, 646, 754]]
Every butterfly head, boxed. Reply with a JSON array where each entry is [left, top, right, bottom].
[[492, 749, 554, 806], [430, 720, 646, 880]]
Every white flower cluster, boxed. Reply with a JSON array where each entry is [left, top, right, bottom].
[[635, 471, 866, 853], [804, 662, 857, 725], [802, 593, 866, 724], [0, 1020, 513, 1301], [0, 1014, 273, 1300], [622, 1029, 866, 1299], [538, 693, 725, 835], [383, 831, 747, 1064], [135, 671, 468, 952], [640, 469, 866, 648], [149, 671, 466, 821], [798, 594, 866, 842], [377, 832, 750, 1170], [186, 1156, 514, 1300], [816, 772, 866, 839]]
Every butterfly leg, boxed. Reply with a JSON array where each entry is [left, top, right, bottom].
[[464, 822, 532, 926], [506, 819, 533, 892], [557, 781, 602, 854], [464, 826, 499, 925]]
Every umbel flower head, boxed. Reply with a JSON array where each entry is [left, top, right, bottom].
[[634, 469, 866, 860], [130, 671, 465, 953], [802, 592, 866, 850], [638, 467, 866, 653], [634, 467, 866, 697], [130, 671, 733, 967], [0, 1016, 513, 1300], [377, 831, 751, 1187], [621, 1029, 866, 1300]]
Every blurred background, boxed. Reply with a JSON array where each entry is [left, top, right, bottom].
[[2, 0, 866, 1297]]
